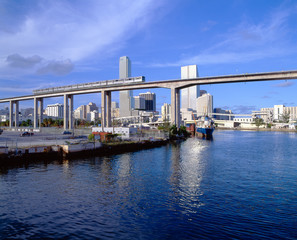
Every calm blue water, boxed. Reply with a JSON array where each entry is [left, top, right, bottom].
[[1, 130, 297, 239]]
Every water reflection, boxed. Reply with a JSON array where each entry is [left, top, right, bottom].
[[170, 138, 208, 214]]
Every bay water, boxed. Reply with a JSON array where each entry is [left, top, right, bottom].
[[1, 130, 296, 239]]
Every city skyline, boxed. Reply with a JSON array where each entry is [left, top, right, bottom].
[[1, 0, 297, 113]]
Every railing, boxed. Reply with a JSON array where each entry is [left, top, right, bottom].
[[33, 76, 145, 95]]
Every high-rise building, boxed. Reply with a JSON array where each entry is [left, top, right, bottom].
[[119, 56, 133, 117], [111, 101, 119, 109], [181, 65, 200, 110], [196, 93, 213, 115], [139, 92, 156, 111], [134, 96, 145, 110], [161, 103, 171, 121], [45, 103, 64, 118], [74, 102, 98, 120], [200, 90, 207, 96]]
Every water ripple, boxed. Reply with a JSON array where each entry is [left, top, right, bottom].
[[1, 131, 297, 239]]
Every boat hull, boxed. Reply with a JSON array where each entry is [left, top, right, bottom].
[[196, 127, 214, 138]]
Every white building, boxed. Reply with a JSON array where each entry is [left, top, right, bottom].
[[0, 115, 8, 122], [181, 108, 195, 121], [161, 103, 171, 121], [234, 117, 253, 123], [274, 105, 284, 121], [92, 127, 137, 139], [87, 110, 99, 122], [45, 103, 64, 118], [119, 56, 133, 117], [74, 102, 98, 120], [181, 65, 200, 110], [196, 93, 213, 116], [260, 105, 297, 122]]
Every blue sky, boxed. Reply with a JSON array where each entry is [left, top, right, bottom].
[[0, 0, 297, 113]]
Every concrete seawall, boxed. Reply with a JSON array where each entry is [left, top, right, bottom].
[[0, 139, 169, 167]]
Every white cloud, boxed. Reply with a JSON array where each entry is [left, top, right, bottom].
[[0, 0, 164, 76], [274, 81, 295, 87], [152, 7, 296, 67]]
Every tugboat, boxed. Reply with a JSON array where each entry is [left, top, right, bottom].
[[195, 115, 215, 139]]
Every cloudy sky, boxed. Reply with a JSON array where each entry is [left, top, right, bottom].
[[1, 0, 297, 113]]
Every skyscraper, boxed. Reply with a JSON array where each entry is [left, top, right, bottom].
[[133, 96, 145, 110], [139, 92, 156, 111], [161, 103, 171, 121], [196, 93, 213, 115], [181, 65, 200, 110], [119, 56, 133, 117]]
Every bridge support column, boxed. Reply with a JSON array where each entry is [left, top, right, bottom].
[[101, 91, 112, 129], [34, 98, 43, 129], [171, 88, 181, 128], [15, 101, 19, 128], [106, 91, 111, 127], [38, 98, 43, 128], [34, 98, 38, 129], [68, 95, 73, 130], [64, 94, 69, 130], [101, 91, 106, 129], [9, 101, 13, 128]]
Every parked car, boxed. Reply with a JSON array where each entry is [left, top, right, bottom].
[[62, 131, 72, 135], [20, 131, 34, 137]]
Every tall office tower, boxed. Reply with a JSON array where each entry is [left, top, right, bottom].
[[196, 93, 213, 115], [134, 96, 145, 110], [86, 102, 98, 114], [181, 65, 200, 110], [161, 103, 171, 121], [200, 90, 207, 96], [139, 92, 156, 111], [119, 56, 133, 117]]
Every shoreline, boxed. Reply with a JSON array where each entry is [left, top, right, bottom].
[[1, 127, 296, 168], [216, 127, 297, 132], [0, 139, 170, 168]]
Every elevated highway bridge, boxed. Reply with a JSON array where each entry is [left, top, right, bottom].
[[1, 70, 297, 130]]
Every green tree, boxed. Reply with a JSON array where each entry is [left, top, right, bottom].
[[170, 125, 178, 135], [88, 133, 95, 141], [281, 111, 290, 123], [178, 125, 190, 137], [254, 118, 264, 127]]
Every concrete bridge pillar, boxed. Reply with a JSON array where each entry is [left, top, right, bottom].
[[15, 101, 19, 128], [9, 100, 13, 128], [106, 91, 111, 127], [63, 94, 69, 130], [34, 98, 44, 129], [68, 95, 73, 130], [171, 88, 181, 127], [38, 98, 43, 128], [34, 98, 38, 128], [101, 91, 106, 129], [101, 90, 112, 129]]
